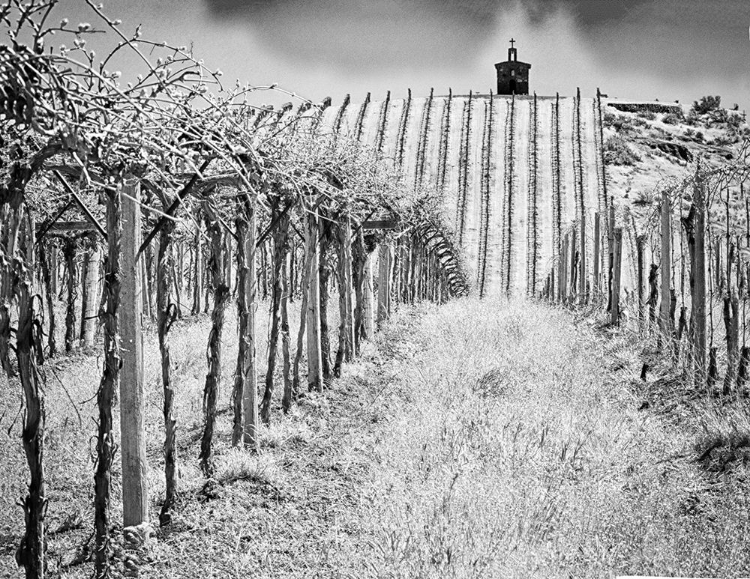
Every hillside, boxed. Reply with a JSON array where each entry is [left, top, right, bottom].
[[261, 92, 748, 299], [602, 96, 747, 216]]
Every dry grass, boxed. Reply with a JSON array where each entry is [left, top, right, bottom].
[[358, 298, 750, 578], [3, 296, 750, 577]]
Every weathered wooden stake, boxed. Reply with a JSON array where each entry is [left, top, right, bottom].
[[81, 241, 100, 347], [611, 228, 623, 325], [607, 199, 615, 310], [363, 249, 375, 339], [49, 242, 57, 296], [660, 189, 672, 346], [580, 213, 587, 301], [63, 238, 77, 352], [593, 212, 601, 297], [120, 178, 148, 527], [689, 170, 707, 389], [343, 218, 355, 358], [560, 233, 569, 303], [377, 243, 392, 325], [306, 209, 323, 392], [636, 236, 646, 331], [238, 199, 259, 451], [191, 214, 202, 315], [39, 241, 58, 358]]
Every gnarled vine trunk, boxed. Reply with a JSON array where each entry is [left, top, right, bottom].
[[199, 208, 229, 476], [318, 219, 333, 382], [288, 208, 316, 407], [261, 206, 290, 425], [94, 185, 123, 578], [156, 200, 178, 526], [15, 265, 47, 579]]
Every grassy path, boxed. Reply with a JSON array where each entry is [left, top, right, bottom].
[[355, 299, 750, 578], [3, 299, 750, 577]]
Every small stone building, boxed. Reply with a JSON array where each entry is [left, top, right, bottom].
[[495, 40, 531, 95]]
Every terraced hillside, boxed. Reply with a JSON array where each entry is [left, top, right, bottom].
[[275, 91, 609, 298]]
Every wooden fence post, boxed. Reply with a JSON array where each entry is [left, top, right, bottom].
[[692, 172, 707, 389], [560, 233, 569, 303], [660, 189, 672, 346], [637, 235, 646, 331], [377, 243, 392, 325], [343, 217, 355, 359], [580, 212, 587, 301], [611, 227, 623, 325], [81, 242, 100, 347], [49, 241, 58, 296], [608, 199, 615, 310], [362, 250, 375, 339], [593, 212, 600, 297], [241, 200, 259, 451], [570, 227, 578, 301], [191, 215, 202, 315], [306, 209, 323, 392], [120, 178, 148, 527]]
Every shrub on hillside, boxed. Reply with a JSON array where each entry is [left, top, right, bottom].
[[712, 134, 734, 147], [637, 111, 657, 121], [604, 135, 640, 166], [709, 107, 729, 125], [692, 95, 721, 115], [662, 113, 682, 125]]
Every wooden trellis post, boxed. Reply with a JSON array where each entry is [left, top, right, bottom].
[[660, 189, 672, 345], [611, 227, 623, 325], [570, 228, 578, 301], [81, 241, 100, 347], [608, 199, 615, 310], [120, 178, 148, 527], [362, 250, 375, 339], [593, 212, 601, 297], [377, 243, 392, 325], [691, 171, 707, 388], [306, 208, 323, 392], [636, 235, 646, 331], [342, 217, 355, 360], [191, 213, 202, 315], [62, 238, 77, 352], [559, 233, 569, 303], [240, 201, 259, 451], [49, 242, 58, 296], [580, 213, 587, 301]]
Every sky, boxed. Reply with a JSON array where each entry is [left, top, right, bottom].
[[61, 0, 750, 110]]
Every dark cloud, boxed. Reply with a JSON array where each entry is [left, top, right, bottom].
[[198, 0, 750, 109], [202, 0, 654, 29], [527, 0, 651, 27]]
